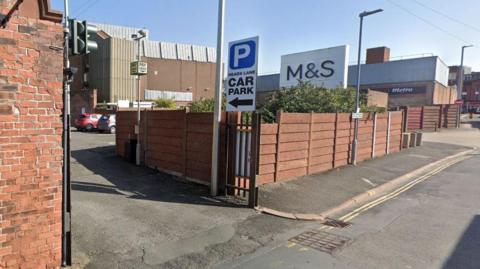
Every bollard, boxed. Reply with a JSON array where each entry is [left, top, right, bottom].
[[402, 133, 411, 149], [410, 132, 418, 148], [415, 132, 423, 147]]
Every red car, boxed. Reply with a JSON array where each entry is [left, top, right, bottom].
[[74, 113, 103, 131]]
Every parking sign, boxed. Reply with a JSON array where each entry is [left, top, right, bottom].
[[226, 36, 259, 112]]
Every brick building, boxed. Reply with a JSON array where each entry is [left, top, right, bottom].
[[258, 46, 456, 108], [0, 0, 64, 267], [449, 66, 480, 109], [70, 23, 217, 112]]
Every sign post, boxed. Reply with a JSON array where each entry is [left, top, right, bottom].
[[226, 36, 259, 112]]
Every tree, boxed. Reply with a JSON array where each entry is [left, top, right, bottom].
[[258, 82, 383, 123], [189, 96, 226, 112], [154, 98, 177, 109]]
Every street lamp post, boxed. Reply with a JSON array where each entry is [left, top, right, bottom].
[[352, 9, 383, 166], [457, 45, 473, 102], [456, 45, 473, 127], [132, 30, 147, 166]]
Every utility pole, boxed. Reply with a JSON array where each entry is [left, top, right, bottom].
[[62, 0, 71, 266], [211, 0, 226, 196], [352, 9, 383, 166]]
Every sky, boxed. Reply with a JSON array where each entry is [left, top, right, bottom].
[[51, 0, 480, 74]]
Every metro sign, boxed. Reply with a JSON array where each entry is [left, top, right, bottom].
[[226, 36, 259, 112]]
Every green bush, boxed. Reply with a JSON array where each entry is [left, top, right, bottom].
[[258, 82, 383, 123], [189, 97, 226, 112], [154, 98, 177, 109]]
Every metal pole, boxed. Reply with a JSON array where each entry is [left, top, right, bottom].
[[211, 0, 226, 196], [62, 0, 72, 266], [352, 15, 363, 166], [457, 47, 465, 102], [136, 37, 141, 166], [457, 45, 472, 127]]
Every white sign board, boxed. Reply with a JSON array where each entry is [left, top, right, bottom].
[[352, 112, 364, 119], [280, 45, 349, 89], [226, 36, 259, 112], [130, 61, 148, 76]]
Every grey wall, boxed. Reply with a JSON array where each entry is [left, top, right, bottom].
[[348, 56, 449, 87], [257, 74, 280, 92]]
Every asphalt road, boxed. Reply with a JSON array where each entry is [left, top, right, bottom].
[[70, 126, 480, 269], [214, 129, 480, 269]]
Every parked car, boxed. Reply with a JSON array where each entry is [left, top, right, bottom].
[[74, 113, 102, 131], [98, 114, 116, 134]]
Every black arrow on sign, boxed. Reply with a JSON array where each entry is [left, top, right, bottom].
[[229, 97, 254, 108]]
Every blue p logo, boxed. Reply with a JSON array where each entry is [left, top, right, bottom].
[[229, 41, 256, 70]]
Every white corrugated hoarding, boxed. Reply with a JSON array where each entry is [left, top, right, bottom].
[[145, 89, 193, 102]]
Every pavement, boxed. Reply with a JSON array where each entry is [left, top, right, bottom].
[[71, 121, 479, 269], [258, 142, 470, 215]]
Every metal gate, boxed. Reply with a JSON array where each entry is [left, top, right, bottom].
[[223, 112, 260, 208]]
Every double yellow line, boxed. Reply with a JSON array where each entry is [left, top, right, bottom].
[[322, 154, 472, 230]]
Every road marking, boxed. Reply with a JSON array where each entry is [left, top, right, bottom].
[[314, 155, 471, 233], [361, 178, 377, 187], [339, 155, 471, 223]]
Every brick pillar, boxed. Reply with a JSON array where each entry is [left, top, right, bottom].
[[0, 0, 64, 267]]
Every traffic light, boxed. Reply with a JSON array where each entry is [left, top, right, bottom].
[[69, 19, 98, 55]]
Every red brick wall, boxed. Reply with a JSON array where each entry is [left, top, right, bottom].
[[366, 47, 390, 64], [0, 1, 64, 267], [70, 89, 97, 124], [257, 111, 404, 185]]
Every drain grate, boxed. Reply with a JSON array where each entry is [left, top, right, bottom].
[[323, 218, 351, 228], [289, 230, 352, 254]]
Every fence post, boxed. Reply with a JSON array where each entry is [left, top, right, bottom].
[[248, 113, 261, 208], [386, 112, 392, 154], [456, 105, 461, 128], [143, 109, 148, 165], [274, 110, 282, 182], [400, 111, 404, 151], [183, 109, 188, 178], [333, 112, 339, 168], [420, 106, 425, 130], [438, 104, 443, 130], [371, 112, 377, 159], [307, 112, 314, 175], [403, 106, 409, 132]]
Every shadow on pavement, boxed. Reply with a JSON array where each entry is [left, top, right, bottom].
[[71, 146, 243, 208], [442, 215, 480, 269]]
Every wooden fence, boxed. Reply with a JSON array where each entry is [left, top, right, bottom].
[[257, 111, 403, 185], [404, 105, 459, 132], [117, 110, 404, 188], [116, 110, 225, 185]]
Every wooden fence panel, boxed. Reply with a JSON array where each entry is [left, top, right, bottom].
[[255, 111, 404, 185], [116, 111, 137, 158], [443, 105, 459, 128], [406, 107, 422, 131]]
